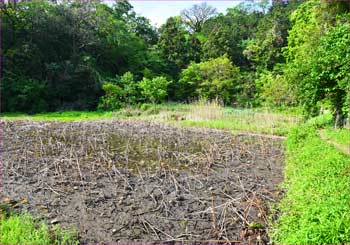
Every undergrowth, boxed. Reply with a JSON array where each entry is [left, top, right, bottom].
[[271, 121, 350, 244]]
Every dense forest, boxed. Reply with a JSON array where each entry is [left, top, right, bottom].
[[1, 0, 350, 126]]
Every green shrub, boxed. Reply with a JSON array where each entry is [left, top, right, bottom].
[[119, 72, 140, 104], [306, 113, 333, 128], [140, 103, 152, 111], [255, 71, 295, 107], [234, 71, 259, 107], [178, 55, 240, 104], [98, 82, 124, 111], [177, 61, 202, 100], [2, 75, 48, 113], [139, 76, 172, 103]]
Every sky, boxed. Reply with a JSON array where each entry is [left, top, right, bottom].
[[129, 1, 245, 26]]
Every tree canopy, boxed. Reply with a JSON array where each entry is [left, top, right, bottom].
[[1, 0, 350, 126]]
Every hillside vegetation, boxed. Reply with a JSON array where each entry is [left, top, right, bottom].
[[1, 0, 349, 127]]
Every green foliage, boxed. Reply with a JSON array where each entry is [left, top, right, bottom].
[[139, 76, 172, 103], [197, 57, 240, 103], [179, 56, 240, 103], [283, 0, 350, 123], [310, 16, 350, 123], [177, 61, 202, 100], [0, 213, 78, 245], [157, 17, 200, 79], [243, 1, 302, 70], [306, 113, 334, 128], [284, 0, 322, 62], [2, 0, 349, 120], [202, 5, 262, 67], [1, 0, 155, 112], [2, 74, 48, 113], [271, 124, 350, 244], [98, 82, 124, 111], [323, 128, 350, 147], [282, 0, 324, 116], [119, 72, 140, 104], [255, 70, 295, 107]]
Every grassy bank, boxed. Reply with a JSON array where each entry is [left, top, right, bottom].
[[271, 123, 350, 244], [322, 128, 350, 149]]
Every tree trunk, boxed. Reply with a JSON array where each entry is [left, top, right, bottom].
[[334, 107, 344, 128]]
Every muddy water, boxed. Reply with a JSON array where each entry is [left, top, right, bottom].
[[2, 119, 284, 244]]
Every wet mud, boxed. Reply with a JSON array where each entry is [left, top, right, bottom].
[[2, 119, 284, 244]]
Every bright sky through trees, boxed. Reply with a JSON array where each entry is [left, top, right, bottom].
[[129, 1, 243, 26]]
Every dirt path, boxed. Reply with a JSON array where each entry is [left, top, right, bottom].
[[319, 130, 350, 156]]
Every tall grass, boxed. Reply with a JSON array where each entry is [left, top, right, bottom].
[[188, 98, 225, 120], [181, 99, 300, 136]]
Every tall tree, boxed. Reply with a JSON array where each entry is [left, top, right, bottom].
[[283, 0, 350, 124], [157, 17, 199, 78], [202, 5, 262, 67], [243, 0, 304, 70], [180, 2, 217, 33]]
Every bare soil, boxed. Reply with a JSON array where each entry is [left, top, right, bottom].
[[1, 119, 284, 244]]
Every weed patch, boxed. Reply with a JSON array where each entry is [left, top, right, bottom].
[[0, 212, 78, 245]]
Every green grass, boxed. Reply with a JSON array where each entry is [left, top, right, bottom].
[[178, 105, 299, 136], [271, 124, 350, 244], [0, 212, 79, 245], [130, 102, 301, 136], [254, 105, 303, 117], [1, 102, 301, 136], [323, 127, 350, 147], [1, 111, 115, 121], [179, 118, 292, 136]]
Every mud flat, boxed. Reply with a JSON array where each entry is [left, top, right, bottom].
[[2, 119, 284, 243]]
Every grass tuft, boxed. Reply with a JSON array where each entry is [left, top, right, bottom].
[[188, 98, 225, 120], [0, 212, 79, 245]]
